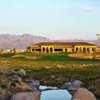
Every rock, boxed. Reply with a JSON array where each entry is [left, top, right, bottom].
[[72, 88, 96, 100], [33, 80, 40, 90], [19, 69, 26, 76], [0, 89, 11, 100], [12, 69, 26, 76], [61, 81, 72, 89], [26, 79, 40, 90], [71, 80, 82, 88], [62, 80, 82, 91], [9, 75, 22, 81], [0, 96, 11, 100], [15, 81, 32, 91], [11, 91, 40, 100]]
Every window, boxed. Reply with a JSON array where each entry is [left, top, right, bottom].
[[65, 49, 67, 52], [72, 49, 74, 52], [43, 47, 45, 52], [36, 49, 41, 51], [83, 48, 86, 53], [46, 48, 49, 53], [32, 49, 34, 51], [76, 48, 78, 52], [50, 48, 53, 52], [87, 48, 90, 52], [54, 49, 63, 51], [92, 48, 95, 52]]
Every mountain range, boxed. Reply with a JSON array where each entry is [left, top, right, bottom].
[[0, 34, 50, 49], [0, 34, 98, 49]]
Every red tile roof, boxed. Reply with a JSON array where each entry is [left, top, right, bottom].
[[34, 42, 96, 46]]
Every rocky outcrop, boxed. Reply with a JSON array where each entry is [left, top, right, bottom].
[[72, 88, 96, 100]]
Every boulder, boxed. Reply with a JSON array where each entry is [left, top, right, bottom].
[[72, 88, 96, 100], [26, 79, 40, 90], [0, 96, 11, 100], [8, 75, 22, 81], [15, 81, 32, 91], [12, 69, 26, 76], [62, 80, 82, 91], [11, 91, 40, 100], [0, 89, 11, 100]]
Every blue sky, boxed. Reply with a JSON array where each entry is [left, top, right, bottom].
[[0, 0, 100, 40]]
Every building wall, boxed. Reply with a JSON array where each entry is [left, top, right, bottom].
[[41, 45, 54, 53], [96, 47, 100, 53]]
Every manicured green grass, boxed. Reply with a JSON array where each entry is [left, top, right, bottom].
[[22, 52, 100, 64], [0, 52, 100, 67]]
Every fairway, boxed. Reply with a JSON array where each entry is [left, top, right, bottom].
[[0, 52, 100, 68]]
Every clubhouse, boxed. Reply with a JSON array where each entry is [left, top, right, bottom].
[[27, 42, 96, 54]]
